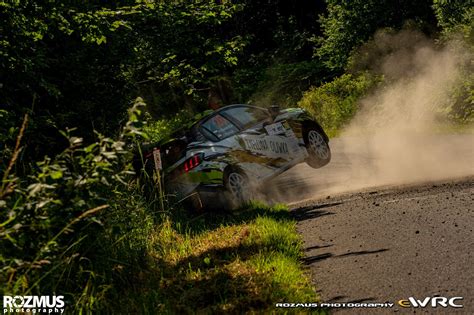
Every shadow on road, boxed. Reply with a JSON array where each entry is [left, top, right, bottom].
[[335, 249, 389, 258], [302, 253, 334, 265], [291, 201, 343, 221], [302, 249, 389, 265], [304, 244, 333, 252]]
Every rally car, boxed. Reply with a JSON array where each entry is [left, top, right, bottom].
[[136, 104, 331, 209]]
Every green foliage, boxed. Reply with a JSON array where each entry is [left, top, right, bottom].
[[130, 1, 247, 116], [143, 111, 193, 143], [433, 0, 474, 32], [0, 1, 248, 162], [248, 60, 333, 108], [316, 0, 437, 71], [0, 101, 153, 312], [446, 70, 474, 123], [433, 0, 474, 51], [432, 1, 473, 124], [0, 0, 139, 159], [228, 0, 328, 105], [298, 73, 381, 137]]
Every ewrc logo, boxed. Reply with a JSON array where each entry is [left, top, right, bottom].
[[398, 297, 463, 308], [3, 296, 65, 314]]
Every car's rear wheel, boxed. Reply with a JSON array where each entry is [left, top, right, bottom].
[[224, 169, 252, 209], [304, 128, 331, 168]]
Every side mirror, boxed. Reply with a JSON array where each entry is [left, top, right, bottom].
[[269, 105, 280, 120]]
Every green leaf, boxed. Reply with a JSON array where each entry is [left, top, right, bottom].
[[50, 170, 63, 180]]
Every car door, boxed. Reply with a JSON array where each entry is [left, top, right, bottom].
[[220, 105, 304, 171]]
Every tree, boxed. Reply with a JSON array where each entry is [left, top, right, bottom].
[[316, 0, 437, 71], [433, 0, 473, 42], [0, 0, 137, 159]]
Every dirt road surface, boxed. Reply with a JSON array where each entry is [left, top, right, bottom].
[[268, 134, 474, 313]]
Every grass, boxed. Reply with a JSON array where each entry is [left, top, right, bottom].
[[431, 121, 474, 134], [112, 202, 324, 314]]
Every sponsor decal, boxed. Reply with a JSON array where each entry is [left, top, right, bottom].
[[264, 122, 286, 136], [244, 137, 288, 154], [3, 295, 65, 313], [242, 135, 301, 159]]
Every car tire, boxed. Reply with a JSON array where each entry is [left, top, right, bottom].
[[304, 127, 331, 169], [224, 168, 252, 209]]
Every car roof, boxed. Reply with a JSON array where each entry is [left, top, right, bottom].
[[187, 104, 259, 126], [213, 103, 261, 114], [197, 104, 264, 121]]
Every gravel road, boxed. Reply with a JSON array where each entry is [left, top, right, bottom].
[[267, 134, 474, 313]]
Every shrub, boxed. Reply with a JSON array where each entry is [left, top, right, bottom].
[[248, 60, 331, 108], [0, 100, 154, 313], [445, 69, 474, 123], [143, 110, 194, 143], [298, 72, 381, 136]]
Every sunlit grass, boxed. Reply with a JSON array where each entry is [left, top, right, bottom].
[[113, 202, 323, 314]]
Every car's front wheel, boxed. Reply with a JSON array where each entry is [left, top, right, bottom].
[[224, 169, 252, 209], [304, 128, 331, 168]]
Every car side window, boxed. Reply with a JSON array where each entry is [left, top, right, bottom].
[[190, 125, 206, 142], [222, 106, 270, 129], [200, 114, 239, 141]]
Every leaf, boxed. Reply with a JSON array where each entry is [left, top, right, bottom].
[[50, 170, 63, 180]]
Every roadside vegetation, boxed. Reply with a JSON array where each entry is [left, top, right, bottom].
[[1, 101, 321, 313], [298, 73, 382, 137], [118, 203, 320, 314], [1, 0, 472, 312]]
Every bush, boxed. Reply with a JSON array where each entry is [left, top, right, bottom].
[[298, 72, 381, 137], [432, 1, 473, 123], [445, 69, 474, 123], [0, 100, 155, 313], [433, 0, 473, 36], [248, 60, 331, 108], [143, 110, 194, 143]]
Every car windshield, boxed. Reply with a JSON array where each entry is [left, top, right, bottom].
[[222, 106, 270, 129], [200, 114, 239, 140]]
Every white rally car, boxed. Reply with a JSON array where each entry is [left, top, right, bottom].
[[137, 104, 331, 209]]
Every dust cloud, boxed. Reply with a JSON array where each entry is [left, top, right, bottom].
[[266, 30, 474, 203]]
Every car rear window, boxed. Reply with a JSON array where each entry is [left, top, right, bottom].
[[200, 114, 239, 141], [222, 106, 270, 129]]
